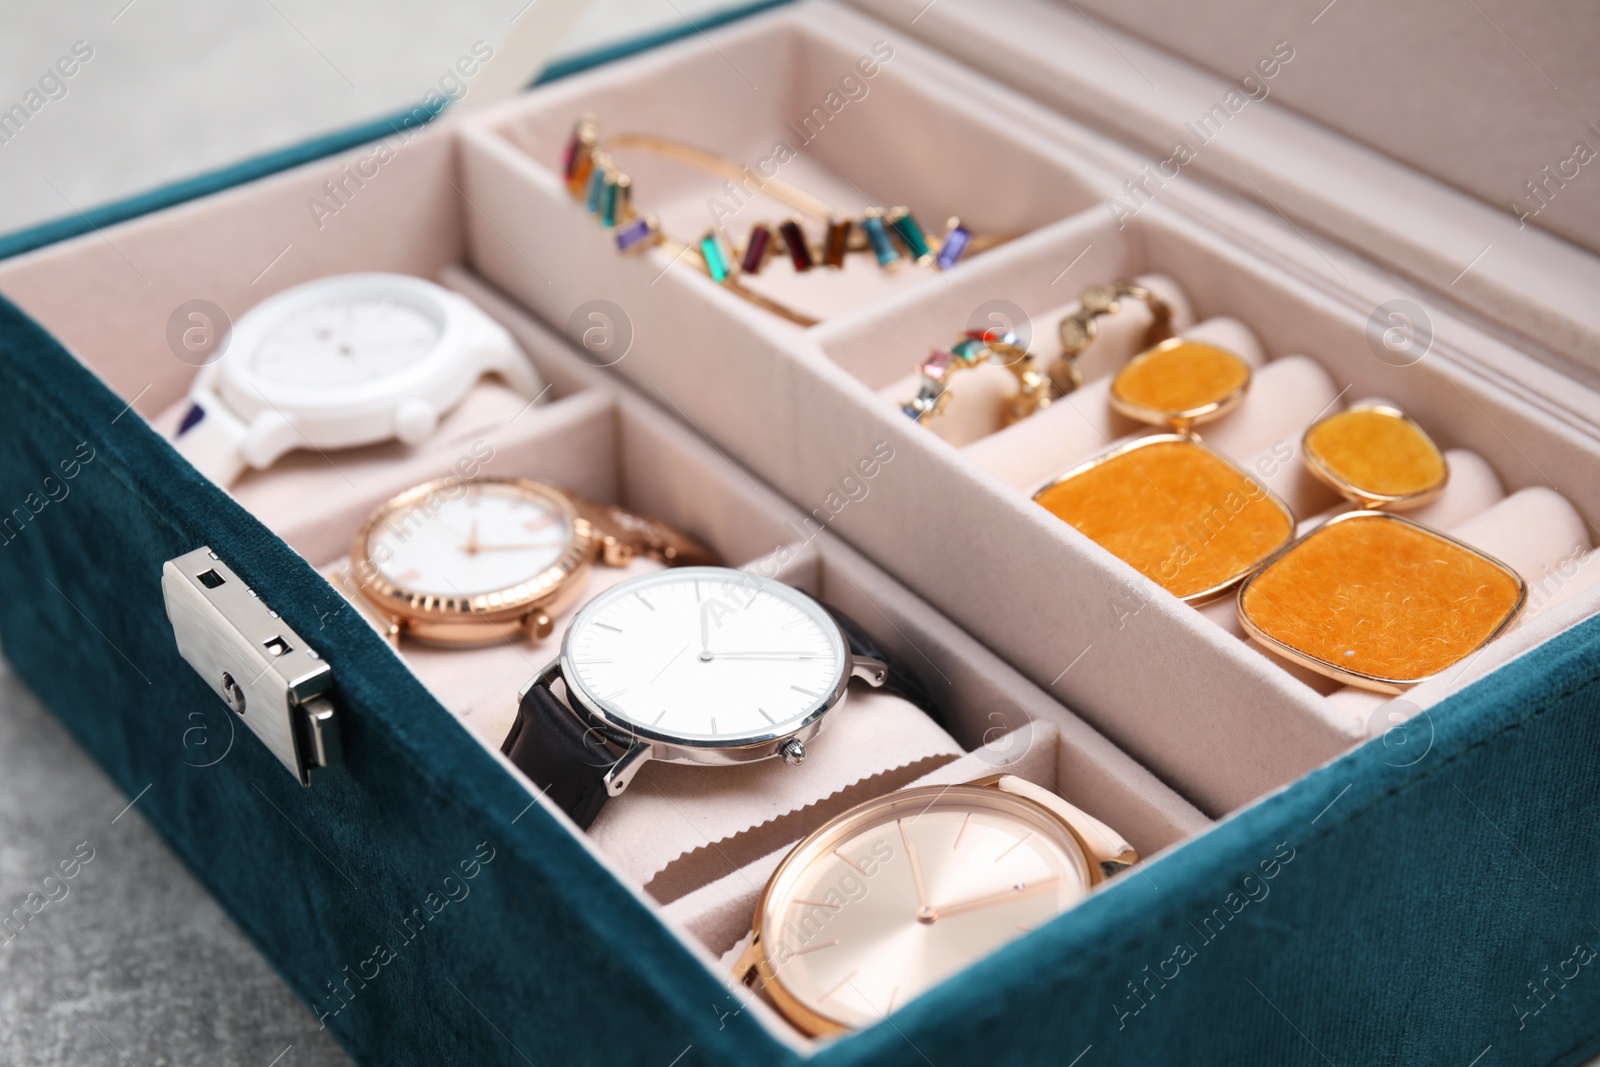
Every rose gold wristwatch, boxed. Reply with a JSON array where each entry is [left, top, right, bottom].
[[348, 476, 717, 647], [734, 775, 1136, 1035]]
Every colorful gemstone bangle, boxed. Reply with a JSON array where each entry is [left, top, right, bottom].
[[561, 116, 1003, 327], [901, 329, 1052, 428]]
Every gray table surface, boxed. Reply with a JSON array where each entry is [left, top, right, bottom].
[[0, 3, 733, 1064], [0, 657, 350, 1067]]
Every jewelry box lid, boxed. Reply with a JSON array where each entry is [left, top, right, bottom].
[[848, 0, 1600, 387]]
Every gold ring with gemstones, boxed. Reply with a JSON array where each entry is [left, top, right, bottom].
[[1050, 281, 1176, 397], [561, 116, 1007, 327], [901, 329, 1052, 428], [1238, 404, 1519, 690]]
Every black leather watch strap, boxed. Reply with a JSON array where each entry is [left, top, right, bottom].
[[822, 603, 940, 727], [500, 677, 615, 830], [500, 602, 942, 828]]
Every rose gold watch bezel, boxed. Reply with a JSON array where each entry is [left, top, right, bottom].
[[737, 778, 1118, 1037], [350, 477, 597, 647]]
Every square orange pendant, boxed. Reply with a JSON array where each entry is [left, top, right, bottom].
[[1033, 435, 1296, 602], [1237, 511, 1526, 692]]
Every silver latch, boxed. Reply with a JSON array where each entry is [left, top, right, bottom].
[[162, 547, 342, 786]]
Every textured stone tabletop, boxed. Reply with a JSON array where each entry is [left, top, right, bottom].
[[0, 657, 350, 1066]]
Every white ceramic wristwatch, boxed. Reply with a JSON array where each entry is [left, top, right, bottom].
[[172, 273, 544, 486]]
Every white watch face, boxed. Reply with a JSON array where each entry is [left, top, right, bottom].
[[250, 293, 443, 388], [762, 787, 1091, 1031], [368, 481, 573, 598], [563, 567, 847, 746]]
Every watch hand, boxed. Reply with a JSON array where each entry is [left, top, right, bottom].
[[930, 877, 1062, 920], [464, 518, 482, 556], [700, 601, 712, 659], [707, 652, 830, 660], [468, 540, 564, 552], [343, 339, 427, 354], [898, 819, 934, 921]]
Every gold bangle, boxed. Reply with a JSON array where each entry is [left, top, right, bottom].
[[1049, 282, 1175, 396], [901, 329, 1051, 427], [561, 116, 1008, 327]]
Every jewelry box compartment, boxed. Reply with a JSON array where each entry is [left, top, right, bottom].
[[448, 0, 1600, 816], [456, 5, 1116, 335], [814, 204, 1600, 778]]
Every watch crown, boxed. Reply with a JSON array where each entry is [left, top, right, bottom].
[[777, 738, 806, 767], [600, 535, 634, 567]]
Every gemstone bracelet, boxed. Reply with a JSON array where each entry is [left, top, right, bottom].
[[561, 116, 1004, 327]]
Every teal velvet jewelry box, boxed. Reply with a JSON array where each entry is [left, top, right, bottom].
[[3, 2, 1600, 1065]]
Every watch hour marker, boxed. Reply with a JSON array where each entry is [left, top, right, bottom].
[[595, 622, 623, 633], [522, 515, 557, 533], [818, 972, 857, 1004], [994, 832, 1033, 863], [757, 707, 776, 724], [780, 616, 809, 630], [791, 898, 843, 912], [651, 709, 667, 725], [789, 939, 840, 957], [790, 685, 820, 698], [709, 717, 717, 735], [637, 593, 655, 611], [954, 812, 973, 850], [604, 688, 629, 701], [395, 568, 421, 583], [834, 849, 866, 875]]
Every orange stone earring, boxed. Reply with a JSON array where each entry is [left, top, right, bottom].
[[1300, 403, 1449, 508], [1032, 282, 1295, 603], [1237, 405, 1526, 692]]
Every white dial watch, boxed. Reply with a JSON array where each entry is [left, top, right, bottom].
[[171, 273, 544, 486], [347, 477, 717, 646], [500, 567, 932, 828]]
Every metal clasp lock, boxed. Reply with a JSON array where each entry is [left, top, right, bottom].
[[162, 547, 342, 785]]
